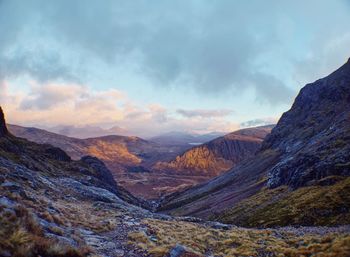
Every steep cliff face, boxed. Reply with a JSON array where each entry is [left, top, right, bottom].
[[154, 126, 273, 177], [263, 59, 350, 188], [0, 107, 8, 137], [158, 59, 350, 227]]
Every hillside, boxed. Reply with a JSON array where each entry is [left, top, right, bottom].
[[1, 106, 349, 257], [153, 126, 273, 177], [9, 124, 154, 168], [158, 59, 350, 227]]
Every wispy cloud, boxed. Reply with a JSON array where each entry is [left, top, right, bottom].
[[176, 109, 234, 118], [240, 117, 277, 128]]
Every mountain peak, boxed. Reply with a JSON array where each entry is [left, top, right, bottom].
[[0, 106, 8, 137]]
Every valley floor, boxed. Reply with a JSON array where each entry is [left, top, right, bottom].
[[116, 172, 211, 200]]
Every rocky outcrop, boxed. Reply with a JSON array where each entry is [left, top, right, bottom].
[[0, 107, 8, 137], [154, 126, 273, 177], [81, 155, 117, 188], [263, 58, 350, 188], [44, 146, 71, 162]]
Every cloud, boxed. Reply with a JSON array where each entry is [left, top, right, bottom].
[[3, 83, 124, 126], [2, 0, 349, 106], [2, 82, 238, 137], [20, 83, 86, 110], [0, 50, 79, 84], [176, 109, 234, 118], [240, 117, 277, 128], [252, 73, 295, 105]]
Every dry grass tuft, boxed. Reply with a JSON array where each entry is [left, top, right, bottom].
[[128, 218, 350, 257], [0, 204, 92, 257]]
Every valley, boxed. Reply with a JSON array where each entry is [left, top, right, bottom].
[[2, 1, 350, 256]]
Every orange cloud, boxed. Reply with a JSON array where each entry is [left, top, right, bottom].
[[2, 81, 240, 137]]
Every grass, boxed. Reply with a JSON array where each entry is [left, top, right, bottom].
[[0, 205, 92, 257], [128, 218, 350, 257], [212, 176, 350, 227]]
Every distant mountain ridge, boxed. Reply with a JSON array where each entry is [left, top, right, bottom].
[[47, 124, 130, 139], [153, 125, 273, 177], [149, 131, 226, 146]]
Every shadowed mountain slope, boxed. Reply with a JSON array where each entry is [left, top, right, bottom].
[[158, 58, 350, 227]]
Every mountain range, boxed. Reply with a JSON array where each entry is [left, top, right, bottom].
[[8, 124, 185, 199], [9, 124, 269, 199]]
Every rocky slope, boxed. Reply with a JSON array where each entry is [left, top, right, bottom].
[[1, 106, 349, 257], [157, 59, 350, 227], [153, 126, 273, 177]]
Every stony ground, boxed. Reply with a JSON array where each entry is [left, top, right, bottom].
[[2, 186, 350, 257]]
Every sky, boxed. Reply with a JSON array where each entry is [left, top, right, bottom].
[[0, 0, 349, 137]]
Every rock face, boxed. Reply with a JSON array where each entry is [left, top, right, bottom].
[[81, 155, 118, 188], [154, 126, 273, 177], [44, 146, 71, 162], [263, 58, 350, 188], [0, 107, 8, 137], [158, 59, 350, 226]]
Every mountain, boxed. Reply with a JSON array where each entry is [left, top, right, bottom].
[[1, 107, 349, 257], [9, 124, 151, 169], [158, 59, 350, 227], [153, 126, 273, 177], [48, 124, 130, 139], [149, 131, 226, 147]]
